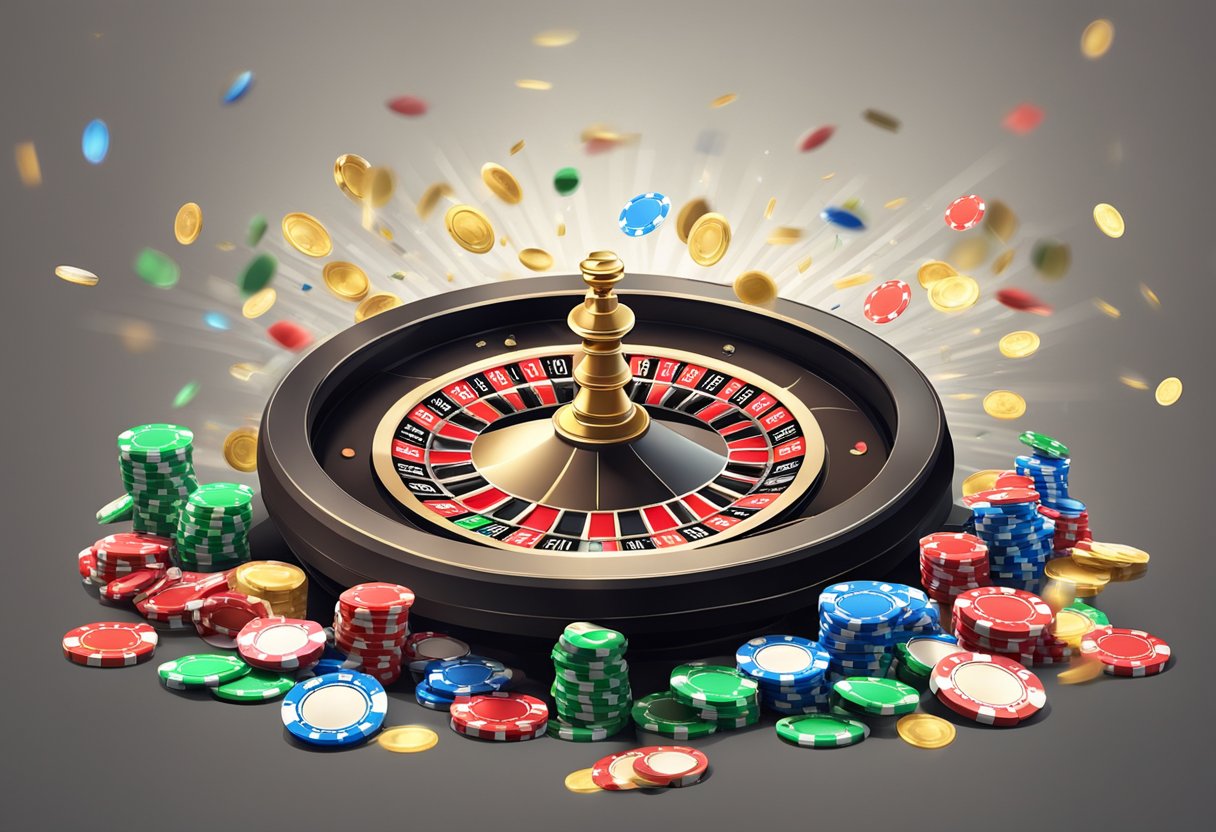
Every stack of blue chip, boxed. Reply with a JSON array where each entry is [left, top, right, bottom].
[[413, 655, 514, 711], [969, 497, 1056, 588], [1014, 453, 1072, 510], [735, 635, 832, 714], [817, 581, 943, 680]]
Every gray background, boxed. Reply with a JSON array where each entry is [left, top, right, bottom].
[[2, 1, 1214, 829]]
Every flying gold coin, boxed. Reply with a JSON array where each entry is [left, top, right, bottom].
[[15, 142, 41, 187], [983, 199, 1019, 243], [1085, 541, 1150, 566], [54, 265, 99, 287], [734, 271, 778, 306], [416, 182, 454, 220], [515, 79, 552, 91], [675, 198, 710, 243], [241, 287, 277, 319], [833, 273, 872, 290], [766, 227, 802, 245], [1081, 19, 1115, 59], [948, 235, 990, 270], [928, 275, 980, 312], [323, 261, 370, 301], [509, 139, 525, 155], [991, 248, 1015, 275], [884, 197, 907, 210], [1041, 579, 1076, 613], [174, 202, 203, 245], [222, 427, 258, 473], [1139, 283, 1161, 308], [1050, 609, 1097, 646], [1044, 556, 1111, 589], [282, 212, 333, 257], [1058, 657, 1105, 685], [519, 248, 554, 272], [481, 163, 522, 204], [764, 197, 776, 219], [1119, 375, 1149, 391], [228, 362, 262, 381], [710, 93, 738, 108], [445, 204, 495, 254], [1094, 299, 1121, 318], [797, 255, 813, 274], [688, 212, 732, 266], [1093, 203, 1125, 238], [333, 153, 370, 201], [983, 390, 1026, 420], [897, 714, 956, 749], [365, 166, 395, 208], [355, 292, 404, 322], [961, 469, 1004, 497], [917, 260, 956, 289], [564, 768, 600, 794], [999, 331, 1040, 359], [378, 725, 439, 754], [1155, 376, 1182, 406], [556, 221, 566, 237], [533, 29, 578, 47]]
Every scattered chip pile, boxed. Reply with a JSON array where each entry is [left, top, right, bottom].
[[817, 580, 942, 678], [951, 586, 1071, 666], [668, 662, 760, 730], [333, 582, 415, 685], [237, 616, 327, 672], [590, 745, 710, 790], [175, 482, 255, 572], [136, 570, 230, 628], [964, 487, 1055, 590], [86, 532, 173, 587], [892, 633, 967, 691], [192, 590, 272, 648], [450, 692, 549, 742], [548, 622, 632, 741], [231, 561, 308, 618], [118, 423, 198, 537], [735, 635, 832, 714], [919, 532, 991, 604], [417, 656, 513, 711]]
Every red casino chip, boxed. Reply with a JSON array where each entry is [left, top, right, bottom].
[[592, 749, 651, 791], [136, 572, 228, 617], [953, 586, 1053, 638], [1079, 627, 1172, 677], [1002, 102, 1044, 135], [930, 651, 1046, 726], [196, 592, 273, 636], [267, 320, 314, 351], [133, 567, 183, 605], [994, 472, 1035, 490], [450, 692, 549, 735], [944, 195, 986, 231], [996, 288, 1053, 316], [920, 532, 988, 564], [77, 547, 98, 582], [62, 621, 159, 668], [450, 718, 546, 742], [101, 568, 164, 602], [863, 280, 911, 325], [964, 487, 1041, 507], [338, 582, 416, 617], [237, 616, 327, 670], [631, 746, 710, 787], [798, 125, 835, 152], [387, 95, 428, 117]]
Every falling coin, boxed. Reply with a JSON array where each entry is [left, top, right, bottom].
[[518, 248, 554, 272], [55, 265, 99, 287], [228, 362, 261, 381], [1058, 657, 1105, 685], [282, 213, 333, 257], [687, 213, 732, 266], [897, 714, 956, 749], [998, 331, 1041, 359], [241, 287, 277, 319], [1154, 377, 1182, 406], [334, 153, 370, 201], [983, 199, 1019, 243], [766, 227, 802, 245], [445, 205, 495, 254], [991, 249, 1015, 275], [833, 273, 872, 290], [323, 262, 370, 301], [174, 202, 203, 245], [710, 93, 738, 108], [417, 182, 454, 220], [355, 292, 404, 323], [982, 390, 1027, 420], [509, 139, 525, 155], [797, 255, 813, 274], [1081, 19, 1115, 59], [533, 29, 578, 47], [884, 197, 907, 210], [734, 271, 778, 306], [14, 142, 41, 187], [223, 427, 258, 473], [948, 235, 990, 271], [1139, 284, 1161, 308], [1093, 299, 1121, 318], [556, 221, 566, 237], [961, 469, 1004, 497], [378, 725, 439, 754], [675, 198, 711, 243], [764, 197, 776, 219], [917, 260, 957, 289], [928, 275, 980, 313], [515, 79, 553, 90], [365, 166, 396, 208], [1093, 203, 1125, 238], [1119, 376, 1149, 391], [564, 768, 601, 794], [482, 163, 523, 204]]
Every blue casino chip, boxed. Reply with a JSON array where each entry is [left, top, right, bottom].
[[425, 656, 513, 696], [280, 671, 387, 747], [618, 192, 671, 237], [735, 635, 830, 686], [222, 70, 255, 105], [820, 206, 866, 230], [414, 680, 458, 710], [819, 580, 907, 630]]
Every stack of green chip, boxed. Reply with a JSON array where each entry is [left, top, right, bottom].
[[630, 691, 719, 738], [546, 622, 632, 742], [118, 423, 198, 538], [831, 677, 920, 719], [669, 663, 761, 729], [175, 482, 255, 572], [892, 635, 967, 692]]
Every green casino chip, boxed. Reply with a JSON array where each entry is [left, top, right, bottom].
[[186, 483, 255, 511], [832, 677, 920, 716], [1018, 430, 1069, 460], [630, 691, 717, 739], [669, 663, 758, 707], [118, 423, 194, 461], [210, 668, 295, 702], [560, 622, 627, 657], [546, 714, 628, 742], [96, 494, 134, 524], [549, 646, 626, 672], [1066, 599, 1110, 627], [158, 653, 250, 689], [775, 713, 870, 748]]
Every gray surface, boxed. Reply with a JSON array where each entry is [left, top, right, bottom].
[[2, 1, 1213, 829]]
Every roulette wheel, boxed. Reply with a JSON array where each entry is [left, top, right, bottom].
[[258, 251, 955, 643]]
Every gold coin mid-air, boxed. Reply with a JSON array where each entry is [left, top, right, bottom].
[[222, 427, 259, 473], [991, 248, 1015, 275], [734, 271, 778, 306], [378, 725, 439, 753], [355, 292, 404, 323], [1083, 541, 1150, 566], [982, 390, 1027, 420], [1058, 657, 1105, 685], [509, 139, 525, 155], [983, 199, 1019, 243], [948, 236, 990, 271], [710, 93, 737, 108], [998, 331, 1040, 359], [533, 29, 578, 47], [1081, 19, 1115, 59], [241, 287, 277, 319], [833, 273, 872, 290], [675, 198, 711, 243], [1093, 203, 1125, 238], [518, 248, 554, 272], [556, 221, 566, 237], [417, 182, 453, 220], [1050, 608, 1097, 646], [445, 205, 495, 254], [364, 166, 396, 208], [928, 275, 980, 312], [54, 265, 99, 286], [323, 261, 370, 301], [1155, 376, 1182, 406], [961, 469, 1004, 497], [333, 153, 370, 201], [764, 197, 776, 219], [229, 362, 261, 381], [282, 212, 333, 257], [481, 163, 523, 204], [563, 768, 600, 794], [897, 714, 956, 749], [174, 202, 203, 245], [797, 255, 813, 274], [917, 260, 956, 289], [688, 212, 732, 266], [1044, 556, 1111, 589], [766, 227, 802, 245]]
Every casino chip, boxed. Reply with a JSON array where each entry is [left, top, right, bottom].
[[630, 746, 709, 788], [820, 205, 865, 230], [863, 279, 911, 324], [450, 692, 549, 740], [833, 677, 919, 716], [96, 494, 134, 525], [953, 586, 1053, 638], [211, 668, 296, 702], [426, 657, 513, 696], [404, 632, 469, 672], [670, 664, 758, 707], [775, 713, 869, 748], [62, 621, 158, 667], [930, 652, 1046, 726], [158, 653, 250, 689], [1019, 430, 1069, 460], [236, 617, 327, 671], [735, 635, 829, 685], [944, 195, 986, 231], [1079, 627, 1171, 677], [281, 671, 389, 747], [591, 749, 652, 791], [631, 692, 716, 739], [618, 193, 671, 237]]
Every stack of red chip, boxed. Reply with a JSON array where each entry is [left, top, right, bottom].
[[1039, 505, 1092, 552], [237, 616, 327, 671], [86, 533, 173, 586], [192, 591, 273, 648], [919, 532, 991, 604], [450, 692, 549, 742], [135, 570, 229, 628], [951, 586, 1071, 666], [332, 582, 415, 685], [1079, 626, 1172, 677]]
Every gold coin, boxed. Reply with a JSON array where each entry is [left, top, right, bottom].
[[797, 255, 813, 274], [1093, 203, 1125, 238], [519, 248, 554, 272], [884, 197, 907, 210], [1107, 562, 1149, 583], [1050, 609, 1096, 646], [563, 768, 600, 794], [229, 362, 261, 381], [1044, 556, 1111, 589], [766, 227, 801, 245], [365, 166, 395, 208], [1139, 283, 1161, 308], [961, 469, 1004, 497], [983, 199, 1018, 243], [15, 141, 41, 187], [928, 275, 980, 312], [982, 390, 1026, 420], [897, 714, 956, 749], [416, 182, 453, 220], [688, 212, 732, 266], [323, 261, 370, 301], [355, 292, 404, 323], [174, 202, 203, 245], [675, 198, 710, 243], [281, 212, 333, 257], [556, 221, 566, 237], [734, 271, 778, 306], [1081, 19, 1114, 59], [445, 205, 495, 253], [378, 725, 439, 754], [1041, 579, 1076, 613], [334, 153, 370, 201], [222, 427, 258, 473], [509, 139, 525, 155], [1119, 376, 1149, 391], [242, 287, 277, 319], [1057, 658, 1103, 685], [515, 79, 552, 91], [948, 235, 990, 270], [1155, 376, 1182, 406], [833, 273, 872, 290], [1084, 541, 1150, 566], [764, 197, 776, 219], [234, 561, 306, 594], [481, 163, 522, 204], [55, 265, 99, 287], [998, 331, 1040, 359], [917, 260, 956, 289], [1093, 299, 1121, 318], [710, 93, 737, 108], [533, 29, 578, 47], [991, 248, 1015, 275]]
